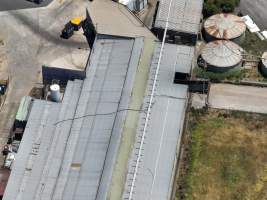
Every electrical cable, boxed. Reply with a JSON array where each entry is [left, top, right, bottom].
[[54, 108, 144, 125]]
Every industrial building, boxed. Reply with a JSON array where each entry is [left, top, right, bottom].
[[152, 0, 203, 45], [123, 42, 192, 200], [3, 36, 144, 200], [200, 40, 244, 73], [2, 0, 202, 197], [204, 13, 246, 44], [3, 33, 193, 199]]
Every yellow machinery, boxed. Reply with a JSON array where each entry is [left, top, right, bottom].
[[70, 17, 83, 31]]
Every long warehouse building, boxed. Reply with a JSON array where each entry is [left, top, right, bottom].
[[3, 36, 194, 200], [152, 0, 203, 45], [123, 43, 193, 200]]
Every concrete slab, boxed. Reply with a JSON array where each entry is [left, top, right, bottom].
[[209, 83, 267, 114], [88, 0, 156, 39], [191, 93, 207, 109]]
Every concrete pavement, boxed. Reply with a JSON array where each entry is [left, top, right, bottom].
[[0, 0, 53, 11], [209, 84, 267, 114], [239, 0, 267, 29]]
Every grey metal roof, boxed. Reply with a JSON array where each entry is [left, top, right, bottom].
[[123, 42, 189, 200], [160, 43, 194, 74], [154, 0, 203, 34], [3, 37, 144, 200]]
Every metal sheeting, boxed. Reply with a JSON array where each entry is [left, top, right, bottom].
[[161, 43, 195, 74], [3, 79, 83, 200], [15, 96, 33, 122], [123, 42, 189, 200], [3, 38, 143, 200], [154, 0, 203, 34], [204, 13, 246, 40], [201, 40, 243, 68]]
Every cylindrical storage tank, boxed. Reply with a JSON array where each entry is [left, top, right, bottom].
[[50, 84, 61, 102], [260, 52, 267, 77], [201, 40, 244, 73], [204, 13, 246, 44]]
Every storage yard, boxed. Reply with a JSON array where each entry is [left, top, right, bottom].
[[0, 0, 267, 200]]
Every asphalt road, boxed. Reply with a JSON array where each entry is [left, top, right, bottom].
[[0, 0, 52, 11], [239, 0, 267, 29]]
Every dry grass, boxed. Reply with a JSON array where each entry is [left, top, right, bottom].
[[176, 109, 267, 200]]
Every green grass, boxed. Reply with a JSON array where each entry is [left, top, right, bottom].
[[176, 109, 267, 200], [193, 67, 245, 82], [241, 30, 267, 57]]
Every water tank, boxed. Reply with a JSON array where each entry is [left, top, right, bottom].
[[260, 52, 267, 77], [200, 40, 244, 73], [50, 84, 61, 102], [204, 13, 246, 44]]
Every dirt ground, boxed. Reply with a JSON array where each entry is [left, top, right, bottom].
[[175, 109, 267, 200]]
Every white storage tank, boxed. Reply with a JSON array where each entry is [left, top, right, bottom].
[[200, 40, 244, 73], [50, 84, 61, 102], [204, 13, 246, 44], [260, 52, 267, 77]]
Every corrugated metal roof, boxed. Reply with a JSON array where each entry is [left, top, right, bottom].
[[204, 13, 246, 39], [123, 42, 189, 200], [160, 43, 195, 74], [3, 37, 144, 200], [201, 40, 243, 67], [154, 0, 203, 34], [15, 96, 33, 121]]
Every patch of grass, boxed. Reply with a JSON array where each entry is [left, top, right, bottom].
[[177, 109, 267, 200], [193, 67, 245, 82], [241, 30, 267, 57]]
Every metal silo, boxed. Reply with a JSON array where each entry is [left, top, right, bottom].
[[204, 13, 246, 44], [200, 40, 244, 73], [260, 52, 267, 77]]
